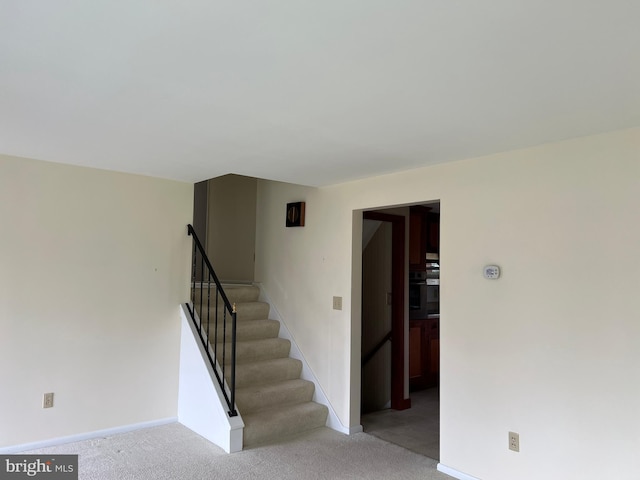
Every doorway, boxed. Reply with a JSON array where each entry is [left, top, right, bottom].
[[360, 211, 407, 414], [359, 202, 440, 461]]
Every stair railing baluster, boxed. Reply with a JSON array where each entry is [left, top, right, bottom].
[[206, 272, 211, 341], [199, 256, 204, 330], [221, 308, 227, 390], [214, 289, 219, 363], [229, 303, 237, 414], [186, 224, 238, 417], [191, 241, 196, 307]]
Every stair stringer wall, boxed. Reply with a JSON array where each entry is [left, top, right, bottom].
[[178, 304, 245, 453], [256, 283, 363, 435]]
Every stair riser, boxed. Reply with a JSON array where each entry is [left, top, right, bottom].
[[195, 302, 270, 322], [192, 284, 329, 448], [206, 320, 280, 343], [231, 359, 303, 388], [192, 286, 259, 304], [217, 338, 291, 364], [236, 381, 315, 414], [243, 404, 329, 447]]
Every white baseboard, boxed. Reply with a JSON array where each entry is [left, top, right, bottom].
[[0, 417, 177, 454], [437, 463, 482, 480], [349, 425, 364, 434], [256, 283, 354, 436]]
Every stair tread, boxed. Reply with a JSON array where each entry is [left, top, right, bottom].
[[237, 377, 313, 395], [197, 301, 267, 310], [193, 285, 260, 304], [243, 400, 327, 421], [195, 301, 270, 322], [242, 401, 328, 446], [231, 337, 291, 363], [232, 336, 288, 345], [207, 319, 280, 342], [192, 288, 328, 448], [218, 337, 292, 367], [232, 357, 303, 388], [236, 378, 315, 413]]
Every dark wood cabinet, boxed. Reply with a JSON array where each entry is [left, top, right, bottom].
[[409, 206, 439, 271], [427, 215, 439, 254], [409, 209, 427, 269], [409, 317, 439, 391], [408, 204, 440, 391]]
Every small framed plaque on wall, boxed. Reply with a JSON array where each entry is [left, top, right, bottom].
[[286, 202, 305, 227]]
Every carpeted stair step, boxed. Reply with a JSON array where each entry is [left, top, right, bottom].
[[193, 282, 329, 450], [192, 284, 260, 304], [231, 357, 303, 388], [207, 319, 280, 343], [196, 301, 270, 322], [242, 401, 329, 447], [235, 378, 315, 414], [218, 337, 291, 364]]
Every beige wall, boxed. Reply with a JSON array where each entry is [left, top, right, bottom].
[[0, 155, 193, 448], [206, 174, 256, 282], [255, 127, 640, 480], [361, 221, 392, 413]]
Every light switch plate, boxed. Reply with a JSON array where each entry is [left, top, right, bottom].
[[333, 296, 342, 310], [43, 392, 54, 408]]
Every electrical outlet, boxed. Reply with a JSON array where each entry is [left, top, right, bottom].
[[509, 431, 519, 452], [43, 392, 54, 409], [333, 296, 342, 310]]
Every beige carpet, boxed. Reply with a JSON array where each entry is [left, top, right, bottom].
[[195, 284, 328, 446], [24, 423, 453, 480]]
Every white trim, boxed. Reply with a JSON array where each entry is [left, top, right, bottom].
[[0, 417, 177, 454], [256, 283, 354, 435], [437, 464, 483, 480], [349, 425, 364, 434]]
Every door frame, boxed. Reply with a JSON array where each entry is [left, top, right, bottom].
[[363, 211, 410, 411]]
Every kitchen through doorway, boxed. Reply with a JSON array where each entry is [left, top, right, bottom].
[[360, 202, 440, 460]]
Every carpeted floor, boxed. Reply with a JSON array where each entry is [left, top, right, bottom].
[[24, 423, 452, 480]]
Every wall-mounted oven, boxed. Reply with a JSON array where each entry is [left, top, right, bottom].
[[409, 264, 439, 319]]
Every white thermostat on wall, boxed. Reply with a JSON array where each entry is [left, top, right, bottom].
[[483, 265, 500, 279]]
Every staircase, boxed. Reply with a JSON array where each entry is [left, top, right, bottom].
[[194, 284, 328, 447]]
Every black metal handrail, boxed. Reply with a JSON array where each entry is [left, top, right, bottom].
[[186, 224, 238, 417], [362, 331, 392, 367]]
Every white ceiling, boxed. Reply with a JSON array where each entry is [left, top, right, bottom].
[[1, 1, 639, 186]]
